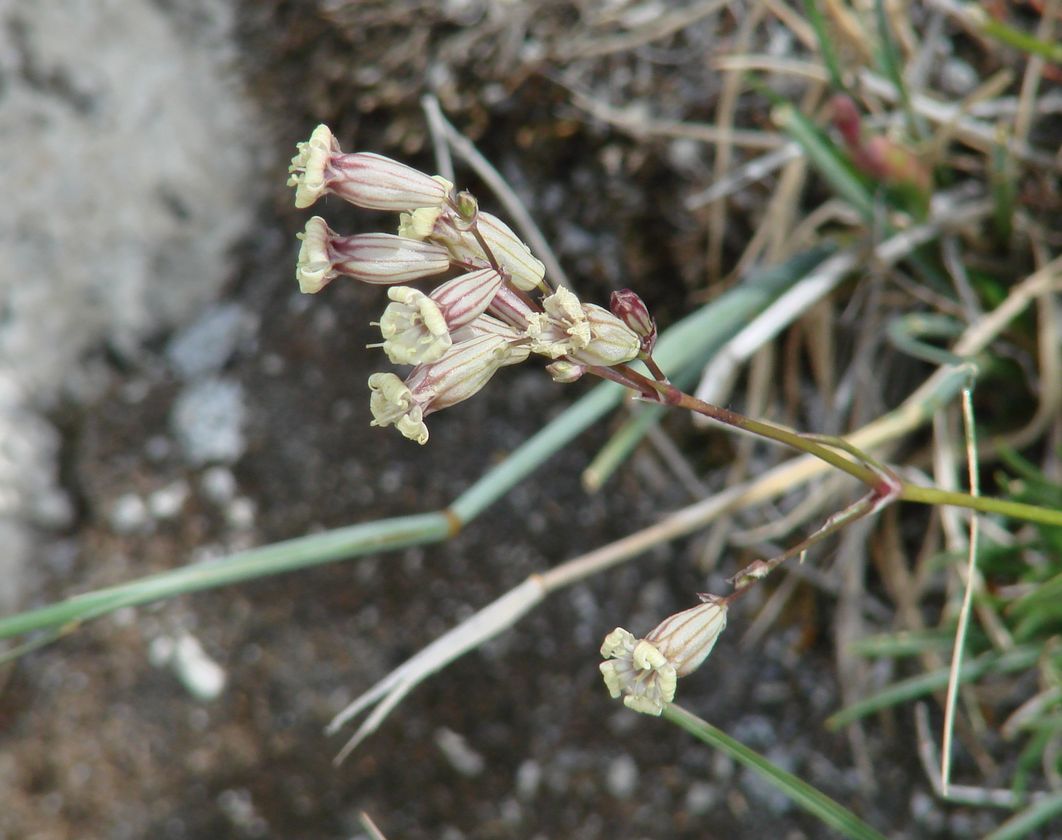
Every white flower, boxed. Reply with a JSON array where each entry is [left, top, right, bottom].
[[525, 287, 591, 358], [568, 304, 640, 367], [377, 287, 452, 365], [295, 215, 339, 293], [599, 629, 677, 716], [599, 595, 728, 715], [367, 335, 520, 444], [288, 125, 336, 209], [288, 125, 453, 211], [296, 217, 453, 289], [368, 372, 429, 445]]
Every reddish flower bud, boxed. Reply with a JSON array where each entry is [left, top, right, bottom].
[[610, 289, 657, 354]]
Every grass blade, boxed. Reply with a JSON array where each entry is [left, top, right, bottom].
[[664, 704, 887, 840]]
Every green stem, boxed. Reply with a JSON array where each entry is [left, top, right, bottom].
[[899, 485, 1062, 528], [602, 366, 1062, 528], [611, 364, 882, 488]]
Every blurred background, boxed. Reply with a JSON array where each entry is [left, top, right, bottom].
[[2, 1, 1059, 838]]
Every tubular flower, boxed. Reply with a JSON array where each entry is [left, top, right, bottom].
[[399, 207, 545, 293], [375, 269, 505, 366], [473, 213, 546, 292], [296, 217, 452, 290], [367, 334, 522, 444], [599, 595, 728, 715], [429, 269, 505, 330], [525, 289, 639, 366], [288, 125, 453, 211]]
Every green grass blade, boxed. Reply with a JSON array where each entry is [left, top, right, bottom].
[[847, 630, 957, 659], [984, 792, 1062, 840], [664, 704, 887, 840], [826, 647, 1042, 729], [802, 0, 845, 91], [0, 512, 455, 639], [873, 0, 924, 140], [980, 17, 1062, 64], [772, 103, 875, 221]]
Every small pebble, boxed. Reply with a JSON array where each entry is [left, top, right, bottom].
[[434, 728, 485, 777], [109, 493, 150, 534]]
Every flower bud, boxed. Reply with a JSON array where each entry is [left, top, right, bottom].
[[455, 190, 479, 224], [829, 94, 863, 149], [288, 125, 452, 211], [610, 289, 657, 354], [829, 96, 931, 201], [545, 361, 586, 383], [599, 594, 728, 715], [297, 218, 452, 289]]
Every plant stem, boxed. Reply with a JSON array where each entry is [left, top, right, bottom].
[[593, 366, 1062, 529], [899, 485, 1062, 528]]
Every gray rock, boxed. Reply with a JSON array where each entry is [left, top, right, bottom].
[[172, 377, 247, 466], [0, 0, 264, 610], [166, 303, 254, 380]]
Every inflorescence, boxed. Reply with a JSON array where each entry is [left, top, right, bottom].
[[288, 124, 645, 446], [287, 124, 727, 713]]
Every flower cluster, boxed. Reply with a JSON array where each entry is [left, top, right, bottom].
[[288, 124, 646, 444], [599, 594, 728, 715]]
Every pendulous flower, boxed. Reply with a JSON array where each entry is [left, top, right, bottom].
[[288, 125, 453, 211], [368, 334, 524, 444], [296, 217, 452, 291], [399, 207, 545, 293], [599, 594, 728, 715]]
